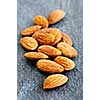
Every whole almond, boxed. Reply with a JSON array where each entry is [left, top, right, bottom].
[[32, 28, 62, 45], [61, 32, 73, 46], [38, 45, 61, 57], [57, 42, 78, 58], [36, 59, 64, 73], [21, 25, 41, 36], [32, 31, 55, 45], [48, 9, 65, 24], [20, 37, 38, 50], [43, 74, 68, 89], [54, 56, 75, 71], [33, 16, 49, 28], [24, 52, 49, 60], [49, 28, 62, 45]]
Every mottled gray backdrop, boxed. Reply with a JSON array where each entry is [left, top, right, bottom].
[[17, 0, 83, 100]]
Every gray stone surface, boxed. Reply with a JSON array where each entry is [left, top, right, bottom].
[[17, 0, 83, 100]]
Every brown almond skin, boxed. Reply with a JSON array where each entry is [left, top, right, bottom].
[[43, 74, 68, 89], [48, 9, 65, 24], [32, 30, 55, 45], [24, 52, 49, 60], [54, 56, 75, 71], [32, 28, 62, 45], [36, 59, 64, 73], [21, 25, 41, 36], [20, 37, 38, 51], [49, 28, 62, 45], [33, 16, 49, 28], [61, 32, 73, 46], [57, 42, 78, 58], [38, 45, 62, 57]]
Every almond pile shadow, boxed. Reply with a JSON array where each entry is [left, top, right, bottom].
[[20, 9, 78, 89]]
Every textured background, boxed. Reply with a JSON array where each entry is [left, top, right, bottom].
[[17, 0, 83, 100]]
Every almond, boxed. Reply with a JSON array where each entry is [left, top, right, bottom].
[[32, 30, 55, 45], [32, 28, 62, 45], [21, 25, 41, 36], [36, 59, 64, 73], [20, 37, 38, 50], [48, 9, 65, 24], [38, 45, 61, 57], [33, 16, 49, 28], [49, 28, 62, 45], [24, 52, 49, 60], [43, 74, 68, 89], [54, 56, 75, 71], [61, 32, 73, 46], [57, 42, 78, 58]]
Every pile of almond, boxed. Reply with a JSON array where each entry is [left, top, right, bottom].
[[20, 9, 78, 89]]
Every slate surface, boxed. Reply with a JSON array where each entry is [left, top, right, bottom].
[[17, 0, 83, 100]]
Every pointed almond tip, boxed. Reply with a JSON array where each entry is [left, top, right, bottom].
[[43, 86, 46, 89], [23, 53, 26, 57], [43, 84, 48, 89]]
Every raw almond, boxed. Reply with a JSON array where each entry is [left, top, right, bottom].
[[48, 9, 65, 24], [32, 30, 55, 45], [33, 16, 49, 28], [57, 42, 78, 58], [20, 37, 38, 50], [21, 25, 41, 36], [61, 32, 73, 46], [24, 52, 49, 60], [54, 56, 75, 71], [36, 59, 64, 73], [38, 45, 61, 57], [43, 74, 68, 89], [32, 28, 62, 45], [49, 28, 62, 45]]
